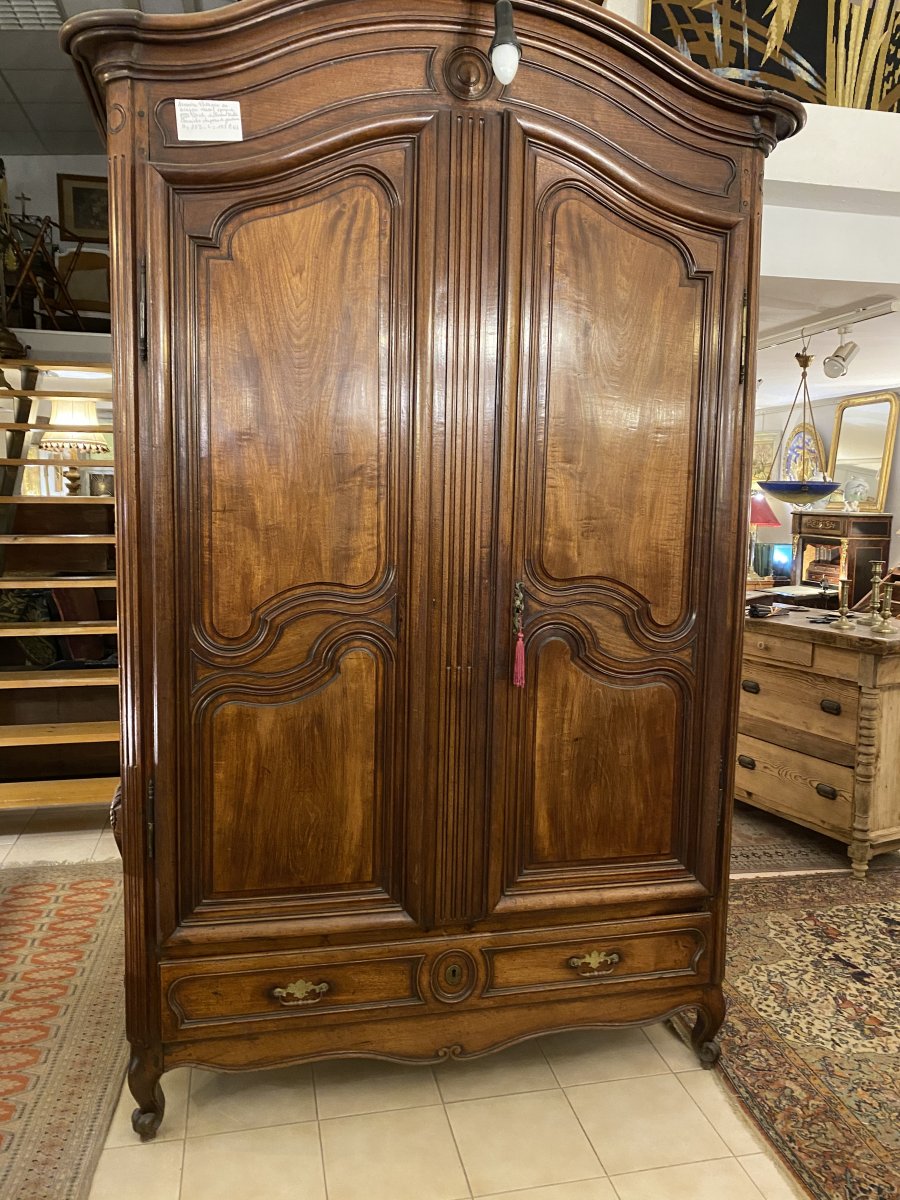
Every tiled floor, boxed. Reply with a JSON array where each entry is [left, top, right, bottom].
[[2, 812, 807, 1200]]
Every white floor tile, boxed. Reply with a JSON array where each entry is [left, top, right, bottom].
[[320, 1105, 469, 1200], [436, 1040, 558, 1102], [610, 1157, 766, 1199], [3, 829, 101, 865], [643, 1022, 702, 1072], [314, 1057, 440, 1119], [0, 844, 9, 865], [678, 1069, 766, 1156], [447, 1089, 602, 1197], [541, 1028, 669, 1087], [105, 1067, 191, 1148], [181, 1122, 325, 1200], [566, 1075, 731, 1175], [87, 1140, 183, 1200], [92, 830, 121, 861], [482, 1182, 617, 1200], [739, 1153, 809, 1199], [188, 1064, 315, 1136]]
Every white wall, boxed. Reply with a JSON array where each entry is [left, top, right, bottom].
[[3, 155, 107, 248]]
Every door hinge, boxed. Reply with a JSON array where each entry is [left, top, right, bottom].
[[738, 290, 748, 386], [717, 759, 725, 828], [146, 778, 155, 860], [138, 260, 147, 362]]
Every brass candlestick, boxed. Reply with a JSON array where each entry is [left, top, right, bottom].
[[835, 579, 852, 630], [858, 562, 885, 627], [875, 582, 896, 635]]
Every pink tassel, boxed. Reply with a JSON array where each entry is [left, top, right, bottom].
[[513, 630, 526, 688]]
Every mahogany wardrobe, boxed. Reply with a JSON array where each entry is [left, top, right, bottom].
[[63, 0, 802, 1138]]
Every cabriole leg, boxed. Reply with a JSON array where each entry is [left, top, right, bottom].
[[691, 989, 726, 1069], [128, 1048, 165, 1141]]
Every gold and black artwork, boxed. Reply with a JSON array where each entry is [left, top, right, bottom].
[[648, 0, 900, 111]]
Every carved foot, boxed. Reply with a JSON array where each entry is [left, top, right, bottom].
[[128, 1050, 165, 1141], [690, 989, 726, 1070], [849, 843, 870, 880]]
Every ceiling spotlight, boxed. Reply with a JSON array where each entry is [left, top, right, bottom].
[[823, 328, 860, 378], [490, 0, 521, 86]]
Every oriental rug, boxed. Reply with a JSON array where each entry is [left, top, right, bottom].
[[730, 801, 900, 876], [0, 862, 126, 1200], [720, 870, 900, 1200]]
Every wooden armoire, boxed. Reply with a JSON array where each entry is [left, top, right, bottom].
[[64, 0, 802, 1138]]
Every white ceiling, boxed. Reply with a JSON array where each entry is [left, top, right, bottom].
[[756, 278, 900, 410], [0, 0, 235, 153]]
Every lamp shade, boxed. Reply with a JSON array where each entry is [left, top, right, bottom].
[[749, 492, 780, 527], [40, 397, 109, 455]]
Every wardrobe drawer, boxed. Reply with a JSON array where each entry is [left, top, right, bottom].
[[162, 951, 425, 1037], [738, 662, 858, 743], [743, 636, 812, 668], [482, 917, 711, 998], [735, 734, 852, 836]]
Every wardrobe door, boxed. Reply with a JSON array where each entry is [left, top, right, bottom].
[[145, 120, 437, 948], [489, 117, 748, 919]]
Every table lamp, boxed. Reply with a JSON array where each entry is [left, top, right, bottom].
[[748, 490, 781, 586]]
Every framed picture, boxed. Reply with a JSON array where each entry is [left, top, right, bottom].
[[645, 1, 900, 113], [751, 432, 777, 485], [56, 174, 109, 244]]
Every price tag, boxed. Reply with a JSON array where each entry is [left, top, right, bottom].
[[174, 99, 243, 143]]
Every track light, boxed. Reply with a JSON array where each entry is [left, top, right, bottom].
[[823, 328, 860, 379], [490, 0, 521, 85]]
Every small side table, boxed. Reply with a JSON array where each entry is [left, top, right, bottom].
[[791, 511, 892, 607]]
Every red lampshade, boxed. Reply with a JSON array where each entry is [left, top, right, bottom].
[[749, 492, 780, 527]]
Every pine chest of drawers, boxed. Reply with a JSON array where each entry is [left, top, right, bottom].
[[736, 611, 900, 876]]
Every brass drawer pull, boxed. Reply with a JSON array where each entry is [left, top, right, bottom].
[[820, 699, 842, 716], [737, 754, 756, 770], [816, 783, 838, 800], [741, 679, 760, 694], [569, 950, 621, 976], [272, 978, 330, 1006]]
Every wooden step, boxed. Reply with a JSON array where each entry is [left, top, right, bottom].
[[0, 620, 117, 636], [0, 359, 111, 373], [0, 458, 115, 468], [0, 495, 115, 504], [0, 390, 112, 400], [0, 721, 120, 746], [0, 533, 115, 544], [0, 423, 114, 433], [0, 776, 119, 810], [0, 575, 117, 589], [0, 668, 118, 689]]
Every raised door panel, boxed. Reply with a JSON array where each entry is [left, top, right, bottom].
[[488, 119, 746, 916], [148, 128, 434, 942]]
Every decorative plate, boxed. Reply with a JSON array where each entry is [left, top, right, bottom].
[[783, 422, 826, 482]]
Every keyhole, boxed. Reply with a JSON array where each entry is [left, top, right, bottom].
[[445, 964, 462, 986]]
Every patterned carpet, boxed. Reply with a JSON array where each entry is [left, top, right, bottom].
[[0, 862, 126, 1200], [722, 870, 900, 1200], [731, 801, 900, 876]]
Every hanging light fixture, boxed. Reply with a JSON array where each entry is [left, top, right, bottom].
[[757, 349, 841, 508], [490, 0, 521, 85], [823, 327, 860, 379]]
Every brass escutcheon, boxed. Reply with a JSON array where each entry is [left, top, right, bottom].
[[568, 950, 621, 977], [272, 978, 330, 1006]]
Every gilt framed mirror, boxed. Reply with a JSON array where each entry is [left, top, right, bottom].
[[826, 391, 899, 512]]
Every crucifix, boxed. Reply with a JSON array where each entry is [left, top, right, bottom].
[[14, 192, 30, 217]]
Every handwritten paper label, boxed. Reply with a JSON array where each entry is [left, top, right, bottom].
[[174, 99, 243, 143]]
